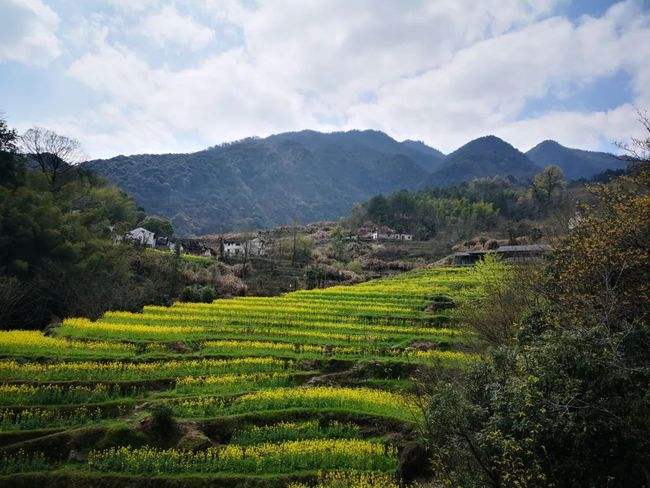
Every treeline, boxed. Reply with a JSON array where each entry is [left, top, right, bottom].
[[347, 165, 570, 241], [0, 118, 226, 330]]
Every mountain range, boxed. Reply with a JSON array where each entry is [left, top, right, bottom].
[[84, 129, 624, 235]]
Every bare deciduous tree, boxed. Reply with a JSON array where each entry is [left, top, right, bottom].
[[20, 127, 86, 188], [616, 108, 650, 163]]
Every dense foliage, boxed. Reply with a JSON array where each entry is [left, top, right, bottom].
[[0, 119, 220, 329], [420, 168, 650, 488], [348, 168, 570, 240]]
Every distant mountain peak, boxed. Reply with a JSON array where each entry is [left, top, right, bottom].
[[425, 134, 540, 188], [462, 134, 513, 148], [536, 139, 561, 146], [526, 139, 623, 180]]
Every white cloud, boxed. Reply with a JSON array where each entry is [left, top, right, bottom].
[[0, 0, 60, 65], [238, 0, 563, 116], [493, 104, 641, 151], [345, 0, 650, 152], [65, 38, 313, 157], [20, 0, 650, 158], [139, 5, 214, 51], [105, 0, 159, 12]]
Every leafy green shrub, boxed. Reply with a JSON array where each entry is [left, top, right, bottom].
[[180, 285, 217, 303], [457, 253, 542, 346], [148, 404, 176, 439], [422, 324, 650, 488]]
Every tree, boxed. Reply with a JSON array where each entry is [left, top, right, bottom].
[[20, 127, 85, 189], [550, 169, 649, 328], [616, 108, 650, 163], [0, 116, 24, 188], [367, 194, 390, 224], [329, 228, 347, 261], [457, 253, 543, 346], [422, 324, 649, 488], [531, 165, 565, 210]]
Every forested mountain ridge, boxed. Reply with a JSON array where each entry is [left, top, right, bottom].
[[526, 139, 624, 180], [85, 130, 442, 235], [85, 130, 624, 236]]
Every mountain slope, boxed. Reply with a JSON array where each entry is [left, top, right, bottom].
[[85, 130, 441, 235], [399, 139, 446, 171], [526, 140, 624, 180], [425, 135, 541, 187]]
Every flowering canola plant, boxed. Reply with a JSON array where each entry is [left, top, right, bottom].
[[87, 439, 396, 474]]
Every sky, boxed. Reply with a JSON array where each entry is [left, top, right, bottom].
[[0, 0, 649, 159]]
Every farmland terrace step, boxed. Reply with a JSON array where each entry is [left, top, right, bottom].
[[0, 470, 328, 488]]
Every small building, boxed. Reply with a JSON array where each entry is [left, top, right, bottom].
[[365, 226, 414, 241], [155, 236, 180, 253], [368, 230, 388, 240], [494, 244, 552, 262], [124, 227, 155, 247], [221, 237, 265, 258], [452, 244, 551, 266], [451, 249, 487, 266], [155, 236, 169, 248], [388, 233, 413, 241], [368, 230, 413, 241], [178, 239, 215, 256]]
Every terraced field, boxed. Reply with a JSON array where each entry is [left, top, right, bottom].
[[0, 267, 478, 487]]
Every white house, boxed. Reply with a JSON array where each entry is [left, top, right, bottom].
[[125, 227, 155, 247], [369, 231, 388, 240], [389, 233, 413, 241], [222, 237, 265, 257], [223, 241, 244, 256], [367, 230, 413, 241]]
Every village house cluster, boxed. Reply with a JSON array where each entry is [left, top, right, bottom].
[[123, 227, 266, 259]]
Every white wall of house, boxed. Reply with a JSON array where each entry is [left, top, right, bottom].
[[125, 227, 155, 247], [369, 232, 413, 241], [223, 238, 266, 257], [223, 242, 244, 256]]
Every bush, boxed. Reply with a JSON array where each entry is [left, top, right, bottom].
[[148, 404, 176, 440], [549, 171, 649, 328], [180, 285, 217, 303], [457, 253, 542, 346], [422, 324, 649, 488], [216, 274, 247, 296], [421, 169, 650, 488]]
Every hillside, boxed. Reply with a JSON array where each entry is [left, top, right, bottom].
[[0, 267, 478, 486], [85, 130, 443, 235], [425, 135, 541, 187], [526, 139, 625, 180], [85, 130, 628, 236]]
